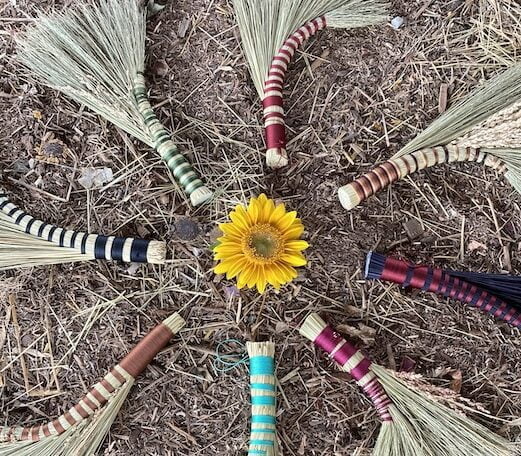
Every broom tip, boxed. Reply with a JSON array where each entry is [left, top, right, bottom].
[[299, 313, 328, 342], [246, 341, 275, 357], [266, 148, 288, 169], [162, 312, 186, 334], [190, 186, 213, 206], [147, 240, 167, 264], [338, 184, 362, 211]]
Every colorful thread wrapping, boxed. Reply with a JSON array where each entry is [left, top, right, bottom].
[[133, 73, 213, 206], [263, 17, 326, 168], [365, 251, 521, 328], [0, 188, 163, 263], [247, 342, 278, 456], [313, 325, 393, 422], [338, 145, 508, 210], [0, 313, 184, 443]]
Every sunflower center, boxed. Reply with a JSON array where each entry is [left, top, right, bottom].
[[243, 224, 283, 262]]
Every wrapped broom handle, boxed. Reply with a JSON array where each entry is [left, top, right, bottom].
[[263, 17, 326, 168], [365, 252, 521, 328], [247, 341, 278, 455], [338, 145, 508, 210], [133, 73, 213, 207], [0, 313, 185, 443], [0, 188, 165, 264], [300, 314, 393, 422]]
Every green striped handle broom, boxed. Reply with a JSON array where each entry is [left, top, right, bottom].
[[233, 0, 389, 168], [338, 64, 521, 210], [18, 0, 212, 207]]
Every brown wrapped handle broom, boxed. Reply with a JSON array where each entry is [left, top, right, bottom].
[[0, 312, 185, 456], [338, 64, 521, 210]]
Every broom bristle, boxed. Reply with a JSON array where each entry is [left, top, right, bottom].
[[299, 312, 328, 342], [233, 0, 388, 96], [372, 365, 514, 456], [18, 0, 151, 146], [396, 63, 521, 158]]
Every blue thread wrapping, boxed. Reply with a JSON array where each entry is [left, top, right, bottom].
[[250, 356, 275, 376]]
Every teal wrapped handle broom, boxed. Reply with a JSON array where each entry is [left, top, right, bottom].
[[338, 64, 521, 210], [18, 0, 212, 207]]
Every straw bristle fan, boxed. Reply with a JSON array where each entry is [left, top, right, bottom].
[[18, 0, 212, 207], [0, 313, 185, 456], [338, 64, 521, 211], [233, 0, 389, 168], [0, 187, 165, 269]]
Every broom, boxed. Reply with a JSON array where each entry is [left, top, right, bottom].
[[233, 0, 389, 168], [17, 0, 212, 207], [247, 341, 278, 456], [0, 312, 185, 456], [365, 251, 521, 329], [338, 64, 521, 210], [300, 313, 516, 456], [0, 187, 165, 269]]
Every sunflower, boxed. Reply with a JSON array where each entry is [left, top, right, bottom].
[[214, 194, 309, 293]]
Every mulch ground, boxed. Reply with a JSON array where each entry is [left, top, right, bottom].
[[1, 0, 521, 454]]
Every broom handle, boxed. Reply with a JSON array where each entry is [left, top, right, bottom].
[[338, 145, 508, 210], [314, 325, 393, 422], [247, 342, 278, 456], [0, 189, 165, 264], [373, 255, 521, 328], [0, 313, 184, 443], [133, 73, 213, 207], [263, 17, 327, 168]]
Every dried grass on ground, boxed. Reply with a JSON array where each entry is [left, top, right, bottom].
[[1, 0, 521, 454]]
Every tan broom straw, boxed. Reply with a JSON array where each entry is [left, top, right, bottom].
[[300, 313, 517, 456], [0, 187, 165, 269], [17, 0, 212, 207], [0, 312, 185, 456], [233, 0, 388, 168], [338, 63, 521, 210]]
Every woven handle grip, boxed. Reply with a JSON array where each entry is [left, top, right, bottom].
[[263, 17, 326, 168], [133, 74, 212, 206], [307, 316, 392, 422], [368, 253, 521, 328], [0, 189, 165, 264], [0, 313, 185, 443], [247, 342, 278, 455], [338, 145, 507, 210]]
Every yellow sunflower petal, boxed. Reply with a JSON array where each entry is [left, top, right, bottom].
[[284, 240, 309, 252], [247, 197, 260, 224], [268, 203, 286, 224], [260, 197, 275, 223], [276, 211, 297, 232], [281, 252, 307, 267], [219, 223, 244, 238], [230, 207, 250, 229], [282, 223, 305, 240]]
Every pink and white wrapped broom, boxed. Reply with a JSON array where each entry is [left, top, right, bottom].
[[233, 0, 389, 168], [300, 313, 516, 456]]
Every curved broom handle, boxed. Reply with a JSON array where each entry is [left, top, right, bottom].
[[133, 73, 213, 207], [338, 145, 508, 210], [0, 188, 165, 264], [263, 17, 327, 168], [0, 313, 184, 443], [305, 315, 393, 422]]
